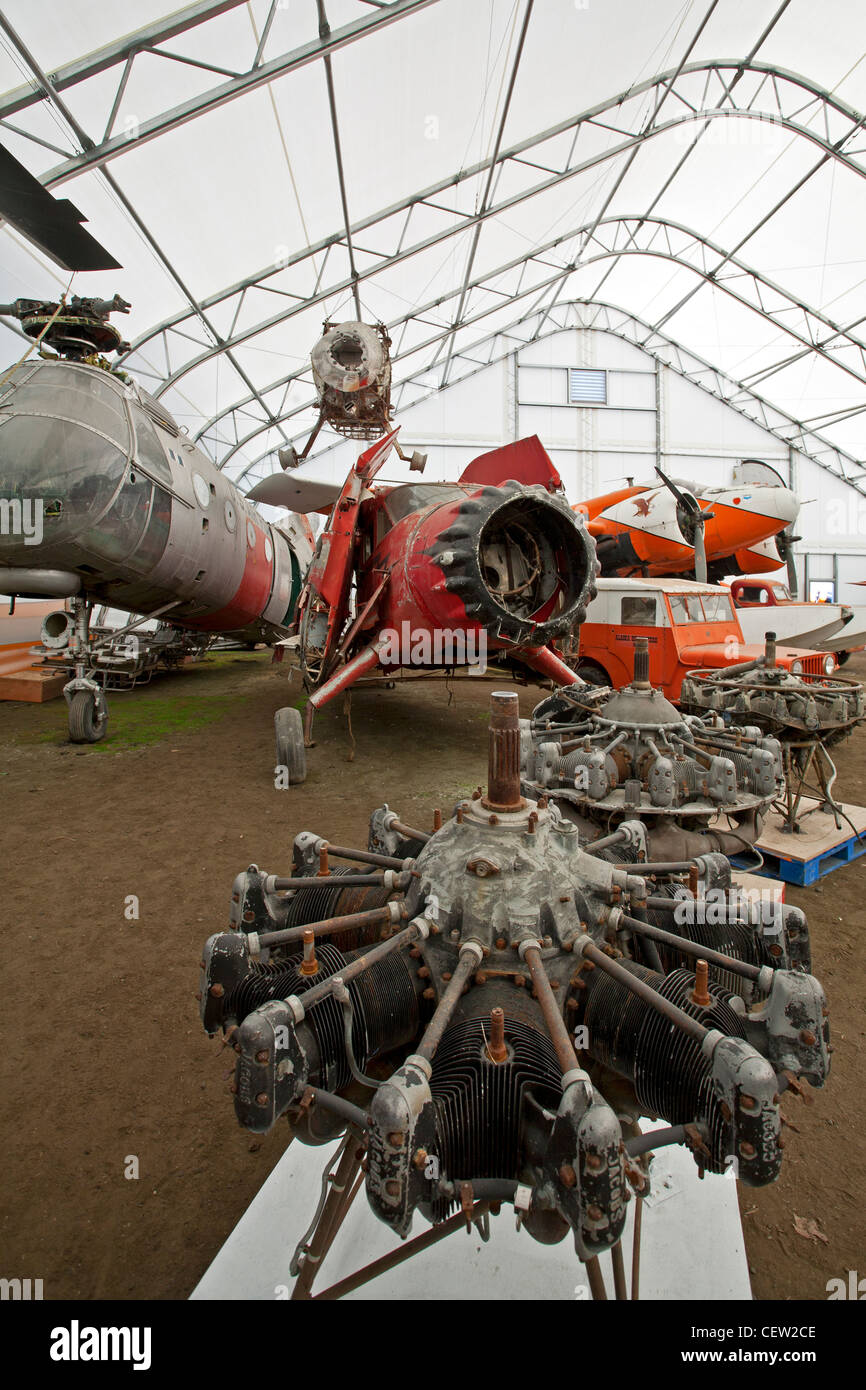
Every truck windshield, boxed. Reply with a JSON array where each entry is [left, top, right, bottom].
[[701, 593, 734, 622], [669, 594, 705, 623]]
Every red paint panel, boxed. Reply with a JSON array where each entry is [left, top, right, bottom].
[[459, 435, 561, 491], [193, 525, 273, 631]]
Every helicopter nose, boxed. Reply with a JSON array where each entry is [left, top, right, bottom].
[[0, 412, 129, 562]]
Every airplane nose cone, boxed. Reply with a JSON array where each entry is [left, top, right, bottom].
[[728, 484, 799, 527], [775, 488, 799, 526], [0, 412, 129, 562]]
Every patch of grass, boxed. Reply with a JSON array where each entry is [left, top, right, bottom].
[[19, 692, 246, 752]]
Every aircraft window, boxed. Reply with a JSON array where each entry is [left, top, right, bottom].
[[621, 596, 656, 625], [135, 387, 180, 437], [385, 484, 467, 525], [375, 506, 392, 546], [131, 486, 172, 573], [701, 593, 734, 622], [131, 408, 175, 487], [4, 363, 131, 450], [78, 465, 153, 563], [669, 594, 705, 623], [0, 414, 126, 525]]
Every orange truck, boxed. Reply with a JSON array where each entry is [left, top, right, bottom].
[[571, 577, 836, 699]]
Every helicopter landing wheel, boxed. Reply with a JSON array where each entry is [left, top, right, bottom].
[[274, 706, 306, 783], [68, 689, 108, 743]]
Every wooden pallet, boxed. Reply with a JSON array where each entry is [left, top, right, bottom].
[[0, 664, 66, 702], [731, 799, 866, 885]]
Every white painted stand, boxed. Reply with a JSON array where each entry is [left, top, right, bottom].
[[190, 1121, 751, 1301]]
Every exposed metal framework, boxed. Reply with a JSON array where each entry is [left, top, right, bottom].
[[226, 300, 866, 500], [1, 2, 865, 509], [192, 213, 866, 463], [2, 0, 442, 181], [102, 58, 866, 445]]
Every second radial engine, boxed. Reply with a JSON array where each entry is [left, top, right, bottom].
[[521, 636, 785, 861]]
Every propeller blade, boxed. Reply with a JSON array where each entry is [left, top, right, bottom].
[[787, 549, 798, 598], [776, 526, 799, 597], [693, 524, 708, 584], [0, 143, 120, 271], [654, 465, 690, 509]]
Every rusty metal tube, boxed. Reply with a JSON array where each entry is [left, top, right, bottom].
[[485, 690, 522, 809], [324, 845, 413, 869], [293, 923, 420, 1014], [487, 1007, 508, 1064], [611, 1240, 628, 1300], [579, 941, 709, 1045], [291, 1139, 364, 1299], [314, 1202, 491, 1300], [585, 1255, 607, 1301], [269, 872, 394, 890], [631, 1198, 643, 1301], [618, 913, 763, 982], [385, 818, 431, 844], [257, 903, 403, 949], [521, 943, 580, 1077], [415, 945, 481, 1064]]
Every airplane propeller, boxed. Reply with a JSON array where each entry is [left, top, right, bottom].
[[654, 466, 715, 583], [776, 526, 800, 597]]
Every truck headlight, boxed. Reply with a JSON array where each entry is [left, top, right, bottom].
[[790, 659, 803, 674], [823, 654, 836, 675]]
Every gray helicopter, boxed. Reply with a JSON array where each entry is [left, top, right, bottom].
[[0, 293, 313, 744]]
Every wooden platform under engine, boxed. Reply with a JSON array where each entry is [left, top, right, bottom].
[[730, 799, 866, 885]]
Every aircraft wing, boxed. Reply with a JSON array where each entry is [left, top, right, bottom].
[[246, 474, 342, 513]]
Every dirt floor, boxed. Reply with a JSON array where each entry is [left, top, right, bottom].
[[0, 649, 864, 1302]]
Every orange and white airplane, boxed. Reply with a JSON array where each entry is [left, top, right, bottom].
[[575, 459, 799, 588]]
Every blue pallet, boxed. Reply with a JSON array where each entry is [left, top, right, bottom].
[[732, 828, 866, 886]]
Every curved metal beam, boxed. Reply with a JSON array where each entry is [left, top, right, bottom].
[[22, 0, 443, 186], [222, 301, 865, 506], [118, 60, 866, 384], [191, 214, 866, 460]]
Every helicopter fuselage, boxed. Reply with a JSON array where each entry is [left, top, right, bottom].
[[0, 357, 308, 641]]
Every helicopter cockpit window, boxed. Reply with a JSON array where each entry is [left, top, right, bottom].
[[384, 483, 468, 526], [1, 361, 131, 451], [130, 408, 175, 487], [0, 413, 127, 524], [621, 596, 657, 625]]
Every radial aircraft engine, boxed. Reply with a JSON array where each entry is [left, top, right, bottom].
[[195, 690, 829, 1299], [275, 320, 425, 474], [0, 295, 314, 743]]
